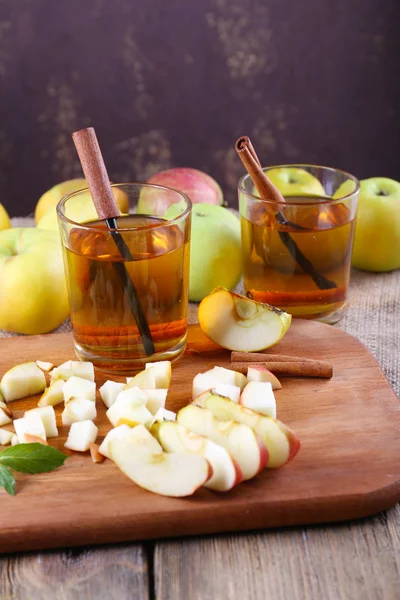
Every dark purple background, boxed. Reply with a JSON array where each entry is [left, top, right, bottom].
[[0, 0, 399, 215]]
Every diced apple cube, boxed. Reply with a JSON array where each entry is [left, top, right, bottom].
[[62, 398, 97, 426], [25, 406, 58, 438], [36, 360, 54, 372], [0, 407, 12, 426], [145, 361, 172, 388], [37, 379, 65, 407], [106, 396, 152, 428], [212, 383, 241, 403], [209, 366, 247, 390], [64, 420, 98, 452], [51, 361, 94, 382], [141, 389, 168, 415], [14, 414, 46, 444], [124, 367, 156, 390], [247, 365, 282, 390], [99, 381, 125, 408], [114, 387, 148, 407], [1, 362, 46, 402], [240, 381, 277, 419], [63, 376, 96, 403], [0, 429, 14, 445]]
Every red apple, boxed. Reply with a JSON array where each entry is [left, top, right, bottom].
[[137, 168, 224, 216]]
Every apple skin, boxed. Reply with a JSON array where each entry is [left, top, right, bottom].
[[137, 168, 224, 216], [351, 177, 400, 272], [0, 204, 11, 231], [0, 228, 69, 334], [35, 178, 87, 223], [255, 167, 325, 197], [187, 204, 242, 302]]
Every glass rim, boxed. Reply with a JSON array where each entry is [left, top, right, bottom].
[[56, 182, 192, 232], [238, 164, 360, 206]]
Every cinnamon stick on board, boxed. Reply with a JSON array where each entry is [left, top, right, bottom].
[[231, 361, 333, 379], [235, 136, 336, 291], [231, 351, 331, 366]]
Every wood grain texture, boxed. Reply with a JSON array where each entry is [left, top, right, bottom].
[[0, 321, 399, 554], [0, 544, 149, 600]]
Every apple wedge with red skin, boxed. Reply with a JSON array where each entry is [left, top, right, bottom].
[[177, 405, 268, 480], [152, 420, 243, 492], [194, 392, 300, 468], [247, 365, 282, 390]]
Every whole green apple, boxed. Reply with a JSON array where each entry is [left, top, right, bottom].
[[258, 167, 326, 197], [352, 177, 400, 272], [185, 204, 242, 302]]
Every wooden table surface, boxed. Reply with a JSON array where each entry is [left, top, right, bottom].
[[1, 269, 399, 600]]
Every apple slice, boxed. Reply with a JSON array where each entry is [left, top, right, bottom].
[[1, 362, 46, 402], [13, 414, 46, 443], [99, 381, 125, 408], [247, 365, 282, 390], [63, 376, 96, 403], [177, 405, 267, 480], [51, 360, 95, 382], [36, 360, 54, 372], [153, 421, 243, 492], [98, 424, 139, 459], [109, 437, 211, 497], [37, 379, 65, 407], [0, 407, 12, 426], [62, 398, 97, 426], [240, 381, 276, 419], [198, 287, 292, 352], [64, 420, 99, 452], [202, 393, 300, 468], [106, 394, 152, 427], [142, 389, 168, 415], [124, 367, 157, 390], [25, 406, 58, 437], [0, 429, 14, 445], [147, 407, 177, 428], [90, 443, 106, 463], [145, 361, 172, 388]]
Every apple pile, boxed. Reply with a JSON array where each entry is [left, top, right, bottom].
[[0, 355, 300, 498]]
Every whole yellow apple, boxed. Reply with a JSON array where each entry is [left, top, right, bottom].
[[0, 203, 11, 231], [36, 181, 129, 230], [0, 228, 69, 334]]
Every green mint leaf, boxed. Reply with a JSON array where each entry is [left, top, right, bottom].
[[0, 443, 68, 474], [0, 464, 16, 495]]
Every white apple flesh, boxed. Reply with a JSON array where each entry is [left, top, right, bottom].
[[177, 404, 267, 480], [64, 420, 99, 452], [106, 395, 152, 427], [62, 398, 97, 426], [145, 361, 172, 388], [247, 365, 282, 390], [198, 288, 291, 352], [142, 389, 168, 414], [14, 414, 46, 443], [99, 381, 125, 408], [63, 376, 96, 403], [240, 381, 277, 418], [124, 367, 156, 390], [0, 407, 12, 426], [0, 429, 14, 445], [51, 360, 95, 382], [212, 384, 241, 403], [147, 408, 177, 428], [25, 406, 58, 437], [98, 424, 142, 459], [90, 443, 106, 463], [36, 360, 54, 372], [192, 367, 245, 399], [1, 362, 46, 402], [37, 379, 65, 407]]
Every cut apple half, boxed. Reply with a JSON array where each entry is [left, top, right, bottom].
[[201, 393, 300, 468], [198, 287, 291, 352], [177, 404, 267, 480], [99, 381, 125, 409], [62, 398, 97, 426], [25, 406, 58, 437], [37, 379, 65, 407], [110, 437, 211, 497], [247, 365, 282, 390], [64, 420, 99, 452], [153, 421, 243, 492], [0, 429, 14, 445], [145, 361, 172, 389], [63, 376, 96, 404], [240, 381, 276, 419], [1, 362, 46, 402], [124, 367, 156, 390]]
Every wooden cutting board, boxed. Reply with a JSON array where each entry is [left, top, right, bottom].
[[0, 320, 399, 554]]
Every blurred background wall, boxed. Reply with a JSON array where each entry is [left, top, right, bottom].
[[0, 0, 399, 214]]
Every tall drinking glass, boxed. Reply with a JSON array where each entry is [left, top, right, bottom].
[[57, 183, 191, 373], [239, 166, 359, 323]]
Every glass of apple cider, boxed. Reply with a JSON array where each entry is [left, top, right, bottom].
[[239, 166, 359, 323], [57, 183, 191, 373]]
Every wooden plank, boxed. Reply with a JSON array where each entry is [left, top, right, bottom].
[[154, 505, 400, 600], [0, 321, 400, 553], [0, 544, 149, 600]]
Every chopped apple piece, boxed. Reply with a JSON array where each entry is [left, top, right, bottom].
[[109, 437, 211, 497], [240, 381, 276, 419], [62, 398, 97, 426], [99, 424, 138, 459], [63, 376, 96, 403], [24, 434, 48, 445], [0, 429, 14, 445], [100, 424, 162, 460], [247, 365, 282, 390], [153, 421, 243, 492], [36, 360, 54, 372], [106, 394, 152, 427], [37, 379, 65, 407], [25, 406, 58, 437], [99, 381, 125, 408], [90, 443, 106, 463], [1, 362, 46, 402], [177, 405, 267, 480], [198, 287, 291, 352], [114, 387, 148, 407], [51, 360, 94, 382], [142, 389, 168, 414], [0, 401, 12, 418], [212, 384, 241, 403], [11, 434, 18, 446], [64, 420, 98, 452], [147, 408, 177, 428], [145, 361, 172, 388], [202, 393, 300, 468], [192, 367, 246, 399], [0, 407, 12, 426], [124, 367, 156, 390], [13, 414, 46, 443]]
